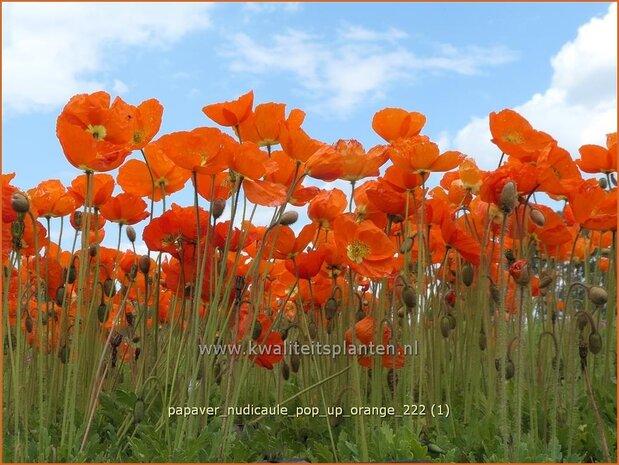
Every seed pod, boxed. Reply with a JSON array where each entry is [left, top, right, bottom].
[[402, 286, 416, 308], [290, 353, 301, 373], [110, 331, 123, 348], [103, 278, 115, 297], [55, 286, 66, 306], [461, 263, 474, 287], [278, 211, 298, 226], [139, 255, 151, 275], [251, 320, 262, 341], [505, 359, 515, 380], [539, 271, 553, 289], [281, 360, 290, 380], [399, 236, 413, 254], [128, 264, 138, 281], [576, 312, 588, 331], [97, 304, 108, 323], [448, 314, 456, 330], [588, 286, 608, 306], [598, 177, 608, 189], [489, 284, 500, 304], [11, 192, 29, 213], [63, 265, 76, 285], [72, 211, 82, 230], [499, 181, 517, 214], [307, 321, 318, 340], [440, 316, 450, 338], [125, 225, 136, 243], [133, 398, 145, 423], [325, 297, 338, 320], [132, 336, 140, 344], [529, 208, 546, 227], [25, 314, 33, 333], [589, 332, 602, 354], [59, 345, 69, 364], [211, 199, 226, 219], [478, 331, 487, 351]]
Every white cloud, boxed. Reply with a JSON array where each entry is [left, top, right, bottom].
[[112, 79, 129, 95], [222, 27, 517, 117], [2, 2, 214, 113], [242, 2, 302, 14], [451, 4, 617, 168]]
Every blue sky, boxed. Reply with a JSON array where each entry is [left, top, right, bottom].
[[2, 2, 617, 248]]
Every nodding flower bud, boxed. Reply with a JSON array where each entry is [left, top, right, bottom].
[[89, 244, 98, 257], [399, 236, 414, 254], [126, 226, 136, 243], [11, 192, 30, 214], [499, 181, 517, 214], [461, 263, 474, 287], [588, 285, 608, 306], [539, 271, 554, 289], [509, 259, 530, 286], [598, 177, 608, 189], [72, 211, 82, 230], [139, 255, 151, 275], [211, 199, 226, 220], [529, 208, 546, 227], [278, 211, 298, 226]]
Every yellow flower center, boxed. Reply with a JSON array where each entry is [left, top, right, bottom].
[[347, 240, 370, 264], [87, 124, 107, 141], [133, 130, 145, 145], [503, 131, 524, 144]]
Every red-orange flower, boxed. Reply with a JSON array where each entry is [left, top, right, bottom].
[[99, 193, 149, 225], [388, 136, 464, 175], [335, 139, 388, 182], [372, 108, 426, 143], [333, 214, 396, 278], [489, 109, 555, 163], [576, 132, 617, 174], [308, 188, 347, 230], [69, 173, 115, 208], [202, 90, 254, 127], [536, 144, 582, 198], [26, 180, 76, 219], [143, 203, 209, 255], [118, 142, 191, 201], [236, 102, 305, 147]]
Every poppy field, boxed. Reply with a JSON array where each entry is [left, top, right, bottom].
[[2, 90, 617, 462]]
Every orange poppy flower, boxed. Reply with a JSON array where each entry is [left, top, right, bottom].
[[333, 214, 396, 278], [303, 144, 345, 182], [383, 165, 424, 192], [2, 173, 19, 223], [567, 180, 617, 231], [308, 188, 347, 230], [479, 160, 538, 206], [388, 136, 464, 175], [536, 144, 582, 198], [69, 173, 115, 208], [155, 127, 234, 175], [353, 180, 388, 229], [28, 180, 77, 218], [193, 172, 234, 202], [99, 193, 149, 225], [237, 308, 284, 370], [202, 90, 254, 128], [124, 98, 164, 150], [279, 125, 323, 163], [267, 223, 317, 260], [529, 204, 572, 247], [372, 108, 426, 143], [285, 248, 326, 280], [489, 109, 555, 163], [56, 91, 138, 171], [236, 102, 305, 147], [365, 178, 411, 218], [118, 142, 191, 201], [335, 139, 388, 182], [439, 212, 481, 265], [143, 203, 210, 255], [576, 132, 617, 174], [264, 151, 319, 207]]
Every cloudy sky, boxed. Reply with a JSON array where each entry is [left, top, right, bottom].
[[2, 2, 616, 246]]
